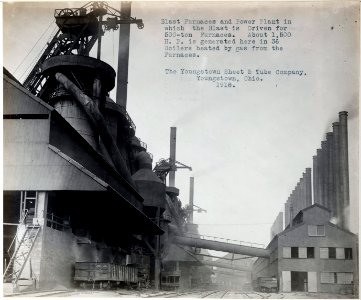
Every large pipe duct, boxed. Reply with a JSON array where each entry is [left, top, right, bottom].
[[169, 127, 177, 187], [201, 260, 251, 272], [173, 236, 270, 258], [116, 2, 131, 108], [55, 72, 136, 187], [339, 111, 350, 228]]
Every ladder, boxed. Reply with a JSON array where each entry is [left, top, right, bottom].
[[3, 225, 41, 285]]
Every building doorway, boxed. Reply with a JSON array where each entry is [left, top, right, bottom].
[[291, 271, 308, 292]]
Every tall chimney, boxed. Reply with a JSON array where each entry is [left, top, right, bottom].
[[305, 168, 312, 207], [326, 132, 335, 215], [323, 140, 331, 209], [321, 141, 328, 207], [315, 149, 323, 205], [289, 205, 294, 227], [332, 122, 341, 221], [189, 177, 194, 224], [116, 2, 131, 108], [301, 174, 306, 210], [339, 111, 350, 228], [285, 199, 290, 227], [312, 155, 319, 205], [169, 127, 177, 187]]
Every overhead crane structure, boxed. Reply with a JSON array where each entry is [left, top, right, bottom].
[[23, 1, 143, 97]]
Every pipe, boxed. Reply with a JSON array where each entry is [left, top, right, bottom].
[[55, 72, 136, 187], [169, 127, 177, 187], [173, 236, 270, 258], [339, 111, 349, 228], [332, 122, 341, 221], [189, 177, 194, 224], [116, 2, 131, 108], [201, 260, 251, 272]]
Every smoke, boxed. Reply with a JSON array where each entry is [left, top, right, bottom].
[[330, 217, 338, 225], [330, 205, 351, 231]]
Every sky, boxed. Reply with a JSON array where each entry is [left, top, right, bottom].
[[3, 1, 359, 247]]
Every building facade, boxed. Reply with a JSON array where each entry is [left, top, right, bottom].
[[253, 204, 357, 295]]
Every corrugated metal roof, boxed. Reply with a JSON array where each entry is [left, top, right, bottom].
[[3, 75, 53, 115]]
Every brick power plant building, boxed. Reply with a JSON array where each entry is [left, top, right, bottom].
[[253, 112, 358, 295], [2, 1, 358, 296]]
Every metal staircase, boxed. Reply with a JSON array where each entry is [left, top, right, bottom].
[[3, 225, 41, 285]]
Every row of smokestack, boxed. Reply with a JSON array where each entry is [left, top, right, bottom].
[[313, 111, 349, 228], [283, 111, 349, 229]]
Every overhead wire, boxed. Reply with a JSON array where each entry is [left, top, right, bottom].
[[14, 18, 55, 77], [18, 24, 58, 82]]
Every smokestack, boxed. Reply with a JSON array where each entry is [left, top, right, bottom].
[[315, 149, 322, 205], [189, 177, 194, 224], [312, 155, 319, 205], [300, 174, 306, 210], [339, 111, 350, 228], [322, 140, 331, 209], [320, 141, 328, 207], [326, 132, 335, 214], [332, 122, 341, 221], [116, 2, 131, 108], [169, 127, 177, 187], [289, 205, 294, 227], [285, 198, 290, 227], [305, 168, 312, 207]]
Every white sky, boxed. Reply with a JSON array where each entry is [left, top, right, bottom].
[[3, 1, 359, 246]]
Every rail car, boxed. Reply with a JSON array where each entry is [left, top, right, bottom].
[[252, 277, 278, 293], [74, 262, 138, 289]]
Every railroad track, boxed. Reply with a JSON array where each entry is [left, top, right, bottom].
[[5, 290, 80, 297]]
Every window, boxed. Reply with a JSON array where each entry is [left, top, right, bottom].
[[291, 247, 298, 258], [345, 248, 353, 260], [329, 247, 336, 259], [308, 225, 325, 236], [298, 247, 307, 258], [320, 247, 329, 259], [336, 248, 345, 259], [321, 272, 336, 284], [307, 247, 315, 258], [337, 273, 353, 284], [320, 247, 352, 260], [283, 247, 291, 258]]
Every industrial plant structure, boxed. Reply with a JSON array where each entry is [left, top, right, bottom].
[[2, 1, 358, 296], [253, 112, 358, 295]]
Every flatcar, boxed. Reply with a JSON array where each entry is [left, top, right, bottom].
[[74, 262, 138, 289]]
